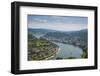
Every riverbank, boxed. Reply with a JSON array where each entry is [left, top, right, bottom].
[[45, 48, 60, 60]]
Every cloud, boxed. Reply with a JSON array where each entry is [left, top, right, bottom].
[[28, 15, 88, 31], [28, 21, 87, 31], [33, 18, 48, 23]]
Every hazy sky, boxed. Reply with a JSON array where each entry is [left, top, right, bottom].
[[28, 15, 88, 31]]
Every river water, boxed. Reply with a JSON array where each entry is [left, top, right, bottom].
[[53, 42, 83, 59]]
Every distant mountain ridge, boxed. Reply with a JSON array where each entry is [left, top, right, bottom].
[[28, 28, 87, 42], [28, 28, 87, 33], [28, 28, 58, 34], [43, 29, 88, 39]]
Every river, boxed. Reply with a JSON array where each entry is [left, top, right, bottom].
[[52, 42, 83, 59]]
